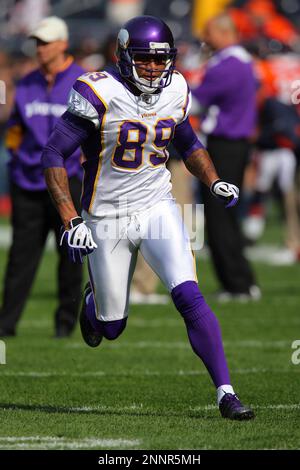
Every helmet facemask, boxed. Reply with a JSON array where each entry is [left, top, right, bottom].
[[116, 21, 177, 94], [130, 48, 176, 93]]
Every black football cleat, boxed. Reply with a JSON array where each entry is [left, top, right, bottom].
[[79, 282, 103, 348], [219, 393, 255, 420]]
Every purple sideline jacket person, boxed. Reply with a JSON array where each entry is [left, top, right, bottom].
[[192, 14, 259, 300], [41, 16, 254, 420], [0, 17, 84, 338]]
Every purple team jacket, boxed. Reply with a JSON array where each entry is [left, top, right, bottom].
[[192, 45, 257, 140], [5, 58, 84, 191]]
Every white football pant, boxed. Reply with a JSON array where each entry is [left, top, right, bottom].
[[83, 198, 197, 321]]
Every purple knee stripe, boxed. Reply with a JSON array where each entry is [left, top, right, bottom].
[[171, 280, 211, 321], [100, 318, 127, 340]]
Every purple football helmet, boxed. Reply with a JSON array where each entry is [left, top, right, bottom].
[[116, 15, 177, 93]]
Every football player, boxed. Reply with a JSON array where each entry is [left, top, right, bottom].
[[42, 16, 254, 420]]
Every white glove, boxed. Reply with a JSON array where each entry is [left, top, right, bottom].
[[210, 180, 239, 208], [60, 216, 97, 263]]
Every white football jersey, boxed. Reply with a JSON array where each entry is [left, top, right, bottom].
[[67, 69, 191, 217]]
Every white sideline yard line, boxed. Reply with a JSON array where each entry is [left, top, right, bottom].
[[1, 367, 299, 378], [66, 339, 293, 349], [0, 227, 55, 250], [0, 226, 11, 247], [0, 436, 141, 450], [70, 404, 144, 412], [191, 404, 300, 411], [65, 403, 300, 412], [1, 403, 298, 416], [0, 402, 299, 417]]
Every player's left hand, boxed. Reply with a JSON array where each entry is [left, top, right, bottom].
[[60, 216, 98, 264], [210, 179, 239, 208]]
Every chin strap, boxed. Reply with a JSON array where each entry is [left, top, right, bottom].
[[132, 64, 162, 93]]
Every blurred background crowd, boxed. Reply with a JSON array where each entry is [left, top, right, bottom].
[[1, 0, 300, 265]]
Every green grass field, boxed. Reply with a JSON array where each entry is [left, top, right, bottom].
[[0, 240, 300, 450]]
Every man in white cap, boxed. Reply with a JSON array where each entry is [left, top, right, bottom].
[[0, 17, 85, 338], [30, 16, 70, 81]]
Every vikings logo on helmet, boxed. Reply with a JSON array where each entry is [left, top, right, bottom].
[[116, 15, 177, 94], [117, 28, 130, 49]]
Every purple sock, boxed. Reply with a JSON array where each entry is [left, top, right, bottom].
[[171, 281, 231, 388], [86, 293, 127, 340], [101, 318, 127, 340]]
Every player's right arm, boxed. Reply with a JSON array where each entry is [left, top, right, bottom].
[[42, 109, 99, 263], [44, 167, 76, 229], [42, 76, 107, 262], [42, 111, 94, 228], [172, 117, 219, 186], [42, 76, 104, 227]]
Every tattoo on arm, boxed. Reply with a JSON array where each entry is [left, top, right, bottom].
[[44, 167, 78, 227], [184, 148, 219, 188]]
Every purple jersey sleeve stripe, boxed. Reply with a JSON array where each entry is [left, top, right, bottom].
[[81, 157, 103, 213], [182, 84, 190, 120], [41, 112, 93, 169], [181, 139, 204, 160], [82, 110, 107, 213], [74, 79, 108, 116], [172, 118, 205, 160]]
